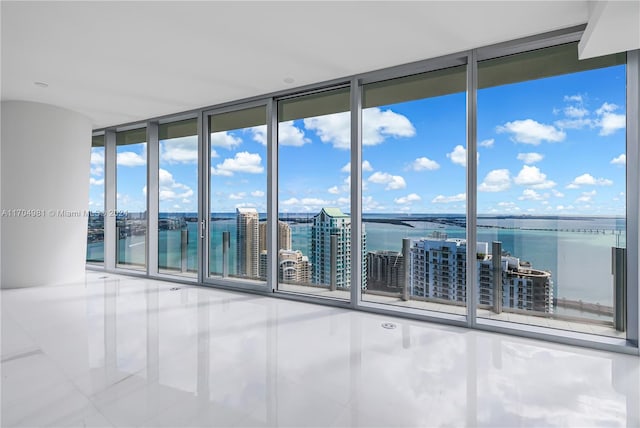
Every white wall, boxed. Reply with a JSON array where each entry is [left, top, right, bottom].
[[1, 101, 92, 288]]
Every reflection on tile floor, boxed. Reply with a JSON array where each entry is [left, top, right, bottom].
[[1, 271, 638, 427]]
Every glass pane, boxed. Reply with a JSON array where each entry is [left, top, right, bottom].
[[158, 119, 198, 277], [476, 43, 626, 338], [208, 106, 267, 284], [361, 65, 468, 316], [277, 88, 352, 300], [87, 135, 105, 264], [116, 128, 147, 270]]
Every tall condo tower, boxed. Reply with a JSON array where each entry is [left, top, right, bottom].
[[236, 208, 259, 278], [311, 207, 367, 289]]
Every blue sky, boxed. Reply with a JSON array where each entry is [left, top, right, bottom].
[[89, 64, 626, 216]]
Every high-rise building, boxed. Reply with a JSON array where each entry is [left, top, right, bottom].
[[257, 221, 292, 279], [410, 236, 468, 302], [279, 249, 311, 283], [259, 220, 292, 252], [311, 207, 367, 289], [409, 234, 552, 312], [259, 249, 312, 283], [236, 208, 259, 278], [478, 255, 553, 313], [367, 250, 404, 292]]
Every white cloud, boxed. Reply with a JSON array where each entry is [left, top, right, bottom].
[[394, 193, 421, 204], [513, 165, 556, 189], [595, 102, 617, 116], [117, 151, 146, 167], [329, 176, 356, 195], [341, 160, 373, 173], [90, 177, 104, 186], [250, 122, 310, 147], [447, 145, 475, 166], [497, 202, 520, 212], [610, 154, 626, 166], [211, 131, 242, 149], [280, 121, 312, 146], [211, 152, 264, 176], [568, 173, 613, 188], [158, 168, 193, 201], [432, 193, 466, 203], [551, 189, 565, 198], [302, 108, 415, 149], [409, 157, 440, 171], [530, 180, 556, 190], [160, 137, 198, 164], [555, 95, 591, 129], [229, 192, 246, 200], [564, 95, 583, 103], [554, 118, 592, 130], [281, 197, 332, 210], [564, 105, 589, 118], [518, 189, 544, 201], [479, 139, 494, 148], [251, 190, 265, 197], [600, 114, 626, 135], [553, 97, 625, 136], [496, 119, 566, 145], [303, 112, 350, 149], [362, 107, 416, 146], [90, 166, 104, 177], [249, 125, 267, 145], [576, 190, 596, 203], [516, 152, 544, 164], [592, 102, 625, 136], [479, 169, 511, 192], [367, 172, 406, 190], [210, 167, 232, 177], [90, 150, 104, 166], [362, 195, 384, 211]]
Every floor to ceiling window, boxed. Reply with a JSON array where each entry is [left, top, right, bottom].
[[475, 43, 627, 338], [116, 127, 148, 270], [86, 30, 638, 352], [359, 65, 468, 316], [207, 105, 267, 286], [276, 88, 352, 300], [158, 119, 198, 277], [87, 134, 105, 264]]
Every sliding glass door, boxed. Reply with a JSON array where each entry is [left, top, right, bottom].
[[205, 104, 268, 288], [276, 88, 352, 301], [116, 127, 147, 270], [475, 43, 627, 338], [360, 65, 468, 317], [157, 119, 199, 277]]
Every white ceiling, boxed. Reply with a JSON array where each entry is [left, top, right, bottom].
[[0, 1, 614, 129]]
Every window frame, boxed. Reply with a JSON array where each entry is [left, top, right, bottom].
[[87, 25, 639, 354]]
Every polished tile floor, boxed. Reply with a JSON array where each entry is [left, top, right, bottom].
[[2, 271, 639, 427]]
